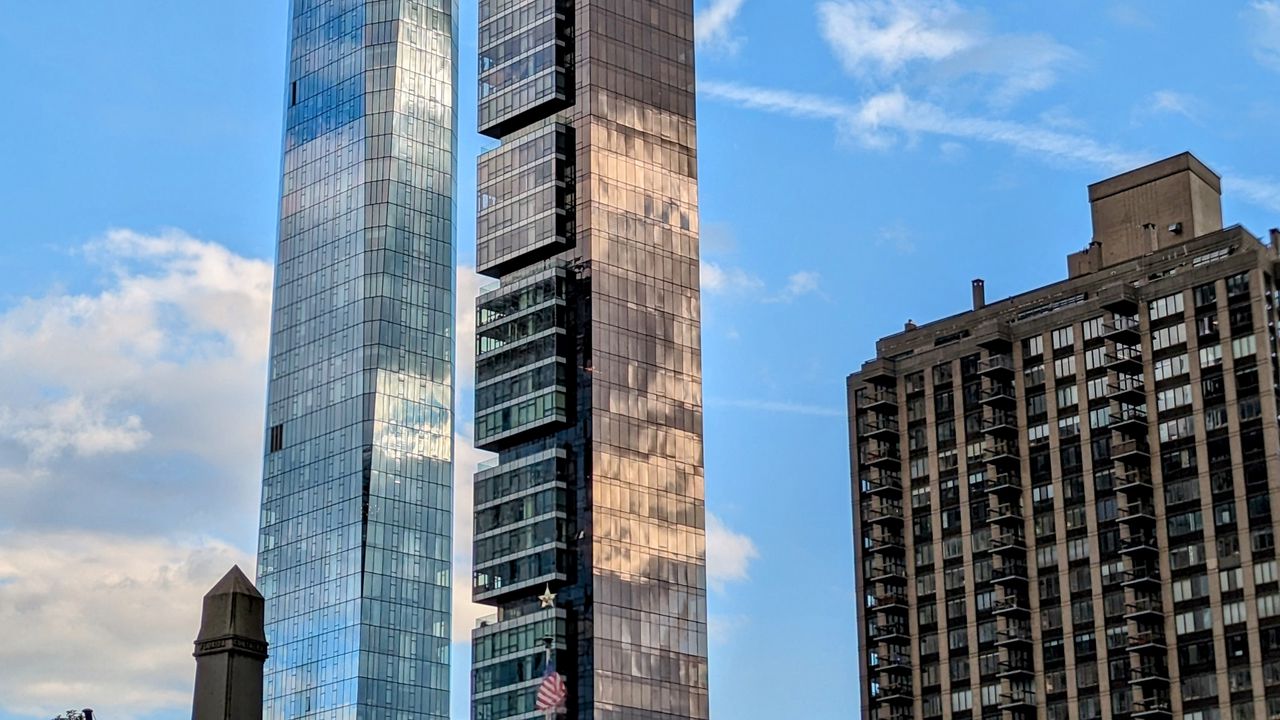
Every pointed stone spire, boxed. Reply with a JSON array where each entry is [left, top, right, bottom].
[[192, 565, 267, 720]]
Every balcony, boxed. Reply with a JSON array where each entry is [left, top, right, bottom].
[[1117, 501, 1157, 526], [980, 383, 1017, 407], [864, 444, 902, 470], [997, 659, 1036, 678], [863, 415, 901, 441], [1112, 438, 1151, 464], [1115, 469, 1154, 496], [863, 471, 903, 497], [878, 652, 912, 672], [1107, 377, 1147, 404], [876, 684, 914, 704], [1131, 699, 1172, 720], [1106, 345, 1144, 373], [867, 535, 906, 556], [995, 628, 1033, 647], [1103, 316, 1142, 343], [981, 408, 1019, 437], [992, 562, 1029, 586], [988, 504, 1024, 525], [1124, 597, 1164, 622], [868, 623, 910, 643], [866, 500, 904, 526], [978, 354, 1016, 378], [983, 442, 1020, 467], [1130, 665, 1170, 687], [868, 563, 907, 584], [1120, 534, 1159, 556], [862, 388, 899, 413], [1109, 406, 1148, 435], [989, 533, 1028, 555], [1122, 566, 1162, 590], [986, 473, 1022, 498], [1127, 632, 1167, 655], [999, 691, 1037, 710], [870, 591, 911, 607], [993, 596, 1030, 616]]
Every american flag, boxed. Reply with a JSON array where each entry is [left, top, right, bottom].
[[535, 656, 567, 714]]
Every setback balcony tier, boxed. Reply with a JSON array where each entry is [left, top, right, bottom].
[[978, 354, 1016, 378]]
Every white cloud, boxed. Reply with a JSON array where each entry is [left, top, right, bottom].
[[0, 235, 498, 716], [1138, 90, 1197, 122], [0, 395, 150, 462], [1249, 1, 1280, 72], [817, 0, 1075, 105], [1225, 175, 1280, 214], [764, 270, 823, 303], [707, 398, 846, 417], [450, 264, 498, 642], [818, 0, 974, 75], [705, 512, 759, 592], [696, 0, 747, 53], [451, 427, 495, 642], [0, 229, 272, 537], [783, 271, 821, 298], [875, 224, 918, 254], [703, 81, 1148, 172], [0, 531, 251, 720], [701, 260, 764, 295]]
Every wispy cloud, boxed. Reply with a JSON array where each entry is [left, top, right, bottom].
[[707, 398, 846, 417], [705, 80, 1280, 216], [767, 270, 824, 303], [696, 0, 748, 53], [1249, 1, 1280, 72], [817, 0, 1075, 106], [1225, 175, 1280, 215], [1139, 89, 1198, 122], [703, 81, 1147, 171], [706, 512, 759, 592]]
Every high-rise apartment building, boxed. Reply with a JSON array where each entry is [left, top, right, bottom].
[[469, 2, 709, 719], [849, 153, 1280, 720], [256, 2, 458, 718]]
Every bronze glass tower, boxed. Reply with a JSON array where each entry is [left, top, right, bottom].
[[469, 2, 709, 719], [849, 154, 1280, 720]]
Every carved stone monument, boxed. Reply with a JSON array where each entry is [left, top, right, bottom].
[[192, 565, 267, 720]]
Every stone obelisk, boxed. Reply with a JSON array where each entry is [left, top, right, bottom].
[[192, 565, 267, 720]]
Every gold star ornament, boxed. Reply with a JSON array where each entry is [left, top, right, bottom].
[[539, 584, 557, 609]]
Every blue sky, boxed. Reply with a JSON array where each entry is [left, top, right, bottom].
[[1, 1, 1279, 718]]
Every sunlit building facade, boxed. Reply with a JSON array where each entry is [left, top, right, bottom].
[[256, 1, 458, 718], [468, 1, 710, 718], [850, 154, 1280, 720]]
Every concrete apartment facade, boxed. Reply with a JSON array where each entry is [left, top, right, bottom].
[[849, 153, 1280, 720]]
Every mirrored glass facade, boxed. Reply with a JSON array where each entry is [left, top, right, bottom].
[[256, 1, 458, 718], [470, 1, 709, 718]]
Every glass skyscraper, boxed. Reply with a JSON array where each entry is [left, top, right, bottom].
[[255, 1, 458, 718], [468, 2, 710, 719]]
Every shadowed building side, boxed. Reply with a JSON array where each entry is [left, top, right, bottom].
[[192, 565, 268, 720]]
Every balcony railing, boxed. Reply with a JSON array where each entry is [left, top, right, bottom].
[[980, 383, 1017, 406], [1106, 344, 1144, 370], [862, 388, 899, 410], [1103, 316, 1141, 340], [979, 355, 1016, 376], [1125, 596, 1164, 621]]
